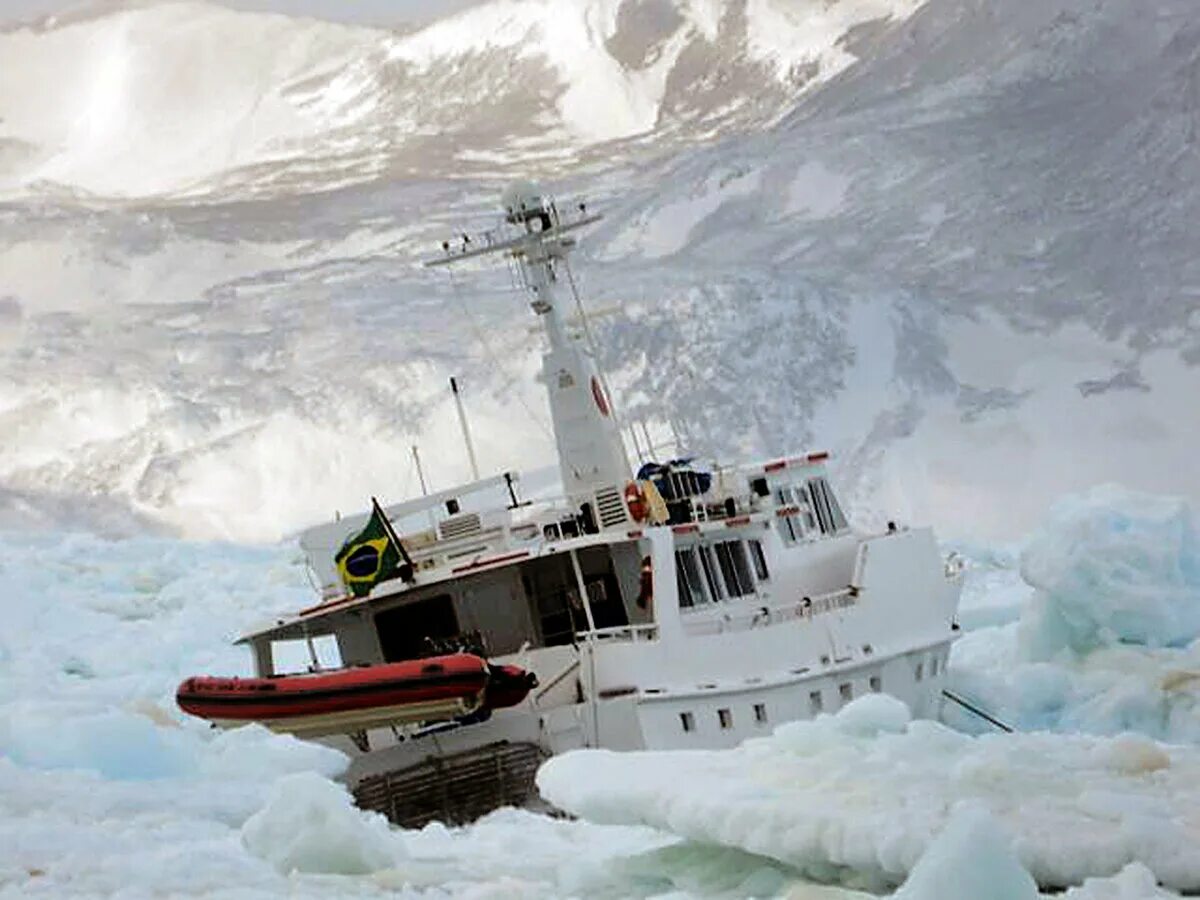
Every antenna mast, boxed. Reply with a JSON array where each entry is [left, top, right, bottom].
[[426, 182, 632, 512]]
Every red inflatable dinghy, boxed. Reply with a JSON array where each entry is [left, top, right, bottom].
[[176, 652, 521, 739]]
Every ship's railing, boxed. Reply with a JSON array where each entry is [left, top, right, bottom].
[[575, 623, 659, 643], [681, 587, 858, 637]]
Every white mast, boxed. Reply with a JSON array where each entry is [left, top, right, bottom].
[[426, 181, 631, 511], [449, 376, 481, 480]]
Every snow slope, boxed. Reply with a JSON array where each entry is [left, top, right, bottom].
[[2, 0, 1197, 542], [0, 0, 920, 201]]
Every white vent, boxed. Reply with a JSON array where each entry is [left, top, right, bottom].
[[595, 485, 628, 528], [439, 513, 482, 542]]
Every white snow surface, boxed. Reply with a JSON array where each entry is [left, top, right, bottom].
[[0, 0, 919, 200], [538, 694, 1200, 892]]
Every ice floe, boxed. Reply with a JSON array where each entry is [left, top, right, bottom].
[[538, 693, 1200, 891]]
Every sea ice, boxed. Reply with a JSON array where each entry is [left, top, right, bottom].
[[241, 771, 398, 875], [948, 487, 1200, 741], [1018, 485, 1200, 658], [538, 694, 1200, 892], [892, 805, 1038, 900]]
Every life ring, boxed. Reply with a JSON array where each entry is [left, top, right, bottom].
[[624, 481, 648, 522]]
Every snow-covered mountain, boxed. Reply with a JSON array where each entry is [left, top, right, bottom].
[[0, 0, 914, 199], [0, 0, 1197, 541]]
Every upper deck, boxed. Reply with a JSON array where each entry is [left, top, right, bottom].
[[241, 450, 847, 645]]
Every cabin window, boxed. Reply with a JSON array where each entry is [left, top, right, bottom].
[[718, 708, 733, 729], [697, 545, 725, 601], [680, 711, 695, 733], [807, 481, 832, 534], [270, 635, 341, 675], [930, 655, 939, 677], [754, 703, 769, 725], [809, 690, 824, 714], [749, 539, 770, 581], [807, 478, 848, 535], [775, 487, 801, 543], [714, 541, 755, 597], [915, 662, 924, 682], [675, 548, 707, 608], [839, 682, 853, 702], [869, 675, 882, 693], [375, 594, 458, 662]]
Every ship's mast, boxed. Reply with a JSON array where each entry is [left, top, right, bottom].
[[426, 181, 631, 511]]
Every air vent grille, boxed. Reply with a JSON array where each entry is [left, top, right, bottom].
[[596, 486, 628, 528], [439, 513, 482, 542]]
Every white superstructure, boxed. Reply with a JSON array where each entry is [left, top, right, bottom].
[[236, 182, 963, 823]]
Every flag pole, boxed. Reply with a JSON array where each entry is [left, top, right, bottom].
[[372, 496, 416, 583]]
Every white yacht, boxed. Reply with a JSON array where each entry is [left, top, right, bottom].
[[232, 182, 964, 826]]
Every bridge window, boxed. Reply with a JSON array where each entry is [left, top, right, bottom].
[[697, 545, 725, 601], [869, 675, 882, 692], [718, 708, 733, 729], [749, 539, 769, 581], [715, 541, 754, 597], [680, 711, 695, 733], [754, 703, 768, 725], [839, 682, 853, 702], [915, 662, 924, 681], [775, 487, 801, 543], [809, 690, 823, 714], [807, 478, 848, 535], [675, 548, 707, 608]]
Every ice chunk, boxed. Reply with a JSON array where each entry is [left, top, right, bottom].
[[1018, 486, 1200, 658], [538, 697, 1200, 891], [241, 772, 398, 875], [0, 703, 196, 780], [1063, 862, 1179, 898], [893, 805, 1038, 900], [947, 494, 1200, 742]]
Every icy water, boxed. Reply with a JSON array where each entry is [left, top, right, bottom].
[[1, 487, 1198, 898]]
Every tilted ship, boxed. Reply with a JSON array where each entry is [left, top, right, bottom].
[[180, 182, 963, 826]]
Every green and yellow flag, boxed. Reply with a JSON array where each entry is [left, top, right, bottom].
[[335, 502, 403, 597]]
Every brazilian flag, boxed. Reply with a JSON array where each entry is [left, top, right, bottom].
[[335, 503, 403, 597]]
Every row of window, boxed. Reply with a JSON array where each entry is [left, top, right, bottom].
[[675, 539, 770, 608], [676, 675, 885, 733], [775, 477, 849, 544]]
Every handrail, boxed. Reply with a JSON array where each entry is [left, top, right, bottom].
[[575, 623, 659, 643], [681, 587, 857, 636]]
